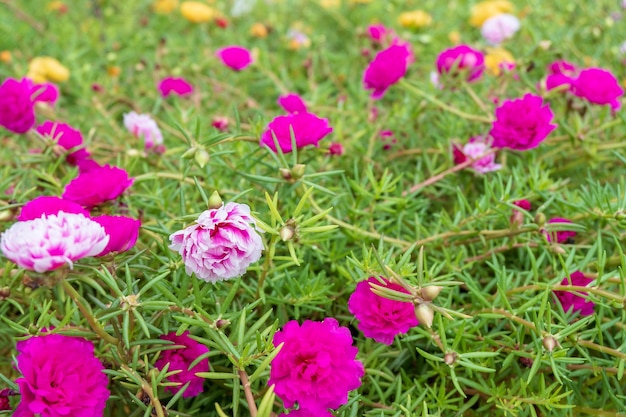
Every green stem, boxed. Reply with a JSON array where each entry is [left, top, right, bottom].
[[400, 80, 493, 123], [61, 279, 119, 345]]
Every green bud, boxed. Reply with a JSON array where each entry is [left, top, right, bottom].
[[291, 164, 306, 180], [181, 146, 197, 159], [194, 149, 210, 168], [534, 212, 546, 227], [208, 191, 223, 209]]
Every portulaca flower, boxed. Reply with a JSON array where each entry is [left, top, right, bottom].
[[123, 111, 164, 151], [481, 13, 521, 45], [169, 202, 263, 283], [0, 212, 109, 272]]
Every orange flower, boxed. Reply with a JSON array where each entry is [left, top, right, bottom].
[[250, 23, 269, 38], [0, 51, 11, 63], [153, 0, 178, 13]]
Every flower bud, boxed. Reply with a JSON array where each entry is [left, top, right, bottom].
[[291, 164, 306, 180], [208, 191, 223, 209], [0, 287, 10, 300], [181, 146, 197, 159], [414, 303, 434, 328], [280, 168, 293, 181], [420, 285, 443, 301], [280, 224, 295, 242], [444, 352, 457, 366], [534, 212, 546, 227], [542, 335, 558, 352], [194, 148, 210, 168]]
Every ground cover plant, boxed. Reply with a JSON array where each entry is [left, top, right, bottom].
[[1, 0, 626, 415]]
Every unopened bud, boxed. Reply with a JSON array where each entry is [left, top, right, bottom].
[[280, 168, 292, 181], [194, 149, 210, 168], [615, 211, 626, 221], [28, 325, 39, 335], [0, 209, 13, 222], [550, 245, 567, 255], [215, 318, 230, 329], [208, 191, 223, 209], [280, 225, 295, 242], [181, 146, 197, 159], [542, 335, 558, 352], [421, 285, 443, 302], [121, 294, 140, 311], [291, 164, 306, 180], [534, 212, 546, 227], [0, 287, 10, 300], [415, 303, 434, 328], [444, 352, 457, 366]]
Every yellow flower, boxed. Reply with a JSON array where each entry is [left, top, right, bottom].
[[27, 57, 70, 83], [484, 47, 515, 76], [319, 0, 340, 7], [349, 0, 372, 3], [250, 23, 268, 38], [398, 10, 432, 29], [180, 1, 217, 23], [153, 0, 178, 14], [0, 51, 11, 63], [448, 31, 461, 45], [47, 1, 67, 12], [469, 0, 514, 27]]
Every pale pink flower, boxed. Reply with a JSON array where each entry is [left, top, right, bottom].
[[269, 318, 364, 412], [169, 202, 263, 283], [480, 14, 521, 45], [123, 111, 164, 151], [158, 76, 193, 97], [0, 212, 109, 272], [216, 46, 253, 71], [363, 43, 411, 99], [453, 140, 501, 173], [260, 112, 333, 153], [14, 334, 110, 417]]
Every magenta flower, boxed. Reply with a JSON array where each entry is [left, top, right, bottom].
[[155, 331, 210, 398], [123, 111, 164, 151], [269, 318, 364, 412], [260, 112, 333, 153], [510, 199, 531, 226], [36, 121, 90, 165], [31, 82, 59, 105], [62, 164, 134, 207], [277, 93, 307, 114], [169, 202, 264, 283], [480, 14, 520, 45], [436, 45, 485, 83], [0, 389, 14, 412], [158, 76, 194, 97], [280, 408, 334, 417], [545, 217, 576, 243], [14, 333, 110, 417], [0, 212, 109, 272], [572, 68, 623, 111], [548, 60, 577, 75], [0, 77, 35, 134], [92, 215, 141, 256], [490, 94, 557, 150], [328, 142, 344, 156], [367, 23, 393, 44], [554, 271, 595, 316], [363, 43, 411, 99], [212, 116, 229, 131], [452, 139, 501, 174], [216, 46, 253, 71], [348, 277, 418, 345], [17, 196, 89, 221]]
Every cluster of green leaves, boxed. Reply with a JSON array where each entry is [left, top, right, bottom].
[[1, 0, 626, 416]]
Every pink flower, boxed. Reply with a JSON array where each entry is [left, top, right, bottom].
[[380, 129, 397, 150], [158, 76, 194, 97], [0, 388, 15, 412], [348, 277, 418, 345], [367, 23, 393, 44], [0, 212, 109, 272], [490, 94, 557, 150], [212, 116, 229, 131], [510, 199, 531, 226], [0, 77, 35, 134], [548, 60, 577, 76], [36, 121, 90, 165], [280, 409, 333, 417], [216, 46, 253, 71], [571, 68, 623, 111], [545, 217, 576, 243], [436, 45, 485, 83], [14, 333, 110, 417], [62, 164, 134, 207], [155, 331, 209, 398], [452, 139, 501, 174], [363, 43, 411, 99], [269, 318, 364, 412], [480, 14, 521, 45], [169, 202, 264, 283], [328, 142, 344, 156], [123, 111, 164, 151], [554, 271, 595, 316], [31, 82, 59, 105], [260, 112, 333, 153], [17, 196, 89, 221], [92, 215, 141, 256], [277, 93, 307, 114]]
